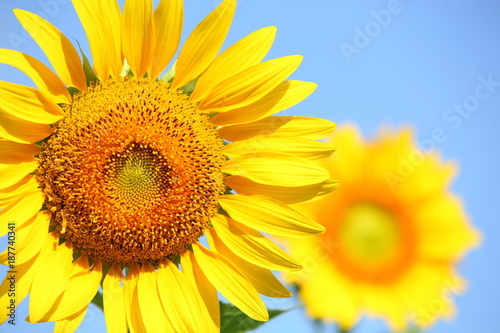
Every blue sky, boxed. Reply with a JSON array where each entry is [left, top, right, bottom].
[[0, 0, 499, 332]]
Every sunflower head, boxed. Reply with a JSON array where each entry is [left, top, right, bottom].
[[282, 125, 480, 330], [0, 0, 337, 331], [36, 78, 225, 265]]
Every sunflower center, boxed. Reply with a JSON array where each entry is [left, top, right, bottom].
[[340, 203, 400, 264], [36, 78, 225, 265], [332, 202, 413, 283], [106, 144, 173, 209]]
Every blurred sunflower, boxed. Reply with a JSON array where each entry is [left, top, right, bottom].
[[282, 125, 480, 331], [0, 0, 338, 331]]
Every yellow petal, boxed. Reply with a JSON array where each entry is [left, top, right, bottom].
[[0, 81, 63, 124], [192, 242, 268, 321], [191, 26, 276, 102], [223, 135, 334, 162], [417, 195, 480, 261], [219, 116, 336, 142], [0, 112, 52, 144], [218, 194, 325, 237], [72, 0, 122, 80], [0, 161, 38, 191], [212, 214, 301, 271], [225, 175, 338, 205], [150, 0, 183, 78], [136, 263, 171, 333], [181, 251, 220, 333], [103, 264, 127, 333], [0, 175, 36, 206], [0, 186, 43, 237], [222, 152, 330, 187], [157, 259, 207, 332], [0, 49, 71, 104], [122, 0, 154, 78], [0, 211, 49, 266], [206, 228, 291, 298], [29, 236, 73, 323], [211, 80, 316, 125], [43, 256, 102, 322], [0, 253, 41, 324], [172, 0, 236, 88], [124, 263, 147, 333], [198, 56, 302, 113], [53, 307, 87, 333], [14, 9, 86, 91], [0, 140, 40, 164]]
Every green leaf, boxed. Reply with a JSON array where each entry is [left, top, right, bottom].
[[220, 301, 289, 333]]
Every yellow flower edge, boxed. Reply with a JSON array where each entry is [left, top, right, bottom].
[[0, 0, 337, 332], [282, 124, 480, 330]]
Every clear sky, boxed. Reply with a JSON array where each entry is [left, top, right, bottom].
[[0, 1, 499, 332]]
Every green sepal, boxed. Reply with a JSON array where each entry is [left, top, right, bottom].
[[179, 76, 198, 96], [120, 59, 133, 77], [91, 291, 104, 311], [77, 43, 99, 86], [67, 86, 81, 98], [160, 60, 176, 83], [220, 301, 289, 333]]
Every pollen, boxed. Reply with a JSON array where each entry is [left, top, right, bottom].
[[36, 78, 225, 265]]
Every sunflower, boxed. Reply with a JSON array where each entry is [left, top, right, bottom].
[[0, 0, 337, 331], [282, 125, 480, 331]]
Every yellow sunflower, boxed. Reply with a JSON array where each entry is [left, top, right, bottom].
[[282, 125, 480, 331], [0, 0, 338, 331]]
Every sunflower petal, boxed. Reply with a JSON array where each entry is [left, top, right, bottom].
[[103, 264, 127, 333], [157, 259, 208, 332], [44, 256, 102, 322], [0, 81, 63, 124], [225, 175, 338, 205], [29, 236, 73, 323], [219, 116, 336, 142], [198, 56, 302, 113], [0, 211, 49, 265], [0, 186, 43, 237], [13, 9, 86, 91], [150, 0, 183, 78], [122, 0, 154, 78], [212, 214, 301, 271], [0, 111, 52, 144], [207, 228, 292, 298], [181, 251, 220, 332], [0, 49, 71, 104], [192, 242, 268, 321], [191, 26, 276, 102], [0, 140, 40, 164], [172, 0, 236, 88], [0, 175, 36, 207], [0, 161, 38, 191], [222, 152, 330, 187], [124, 263, 147, 333], [136, 263, 171, 332], [0, 253, 41, 324], [218, 194, 325, 237], [72, 0, 122, 80], [211, 80, 316, 125], [53, 307, 87, 333]]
